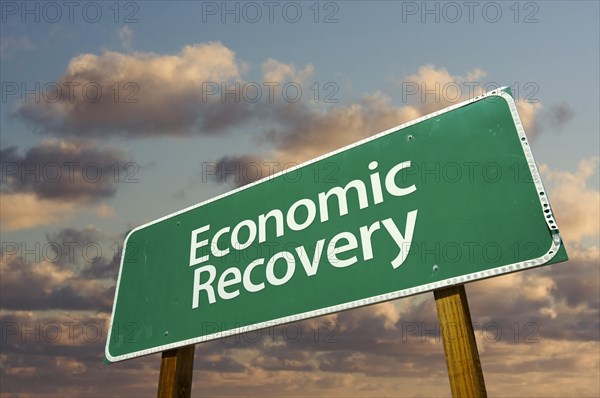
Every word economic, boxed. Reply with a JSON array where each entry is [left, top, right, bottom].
[[189, 160, 419, 308]]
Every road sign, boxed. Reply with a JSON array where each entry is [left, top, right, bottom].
[[106, 88, 567, 362]]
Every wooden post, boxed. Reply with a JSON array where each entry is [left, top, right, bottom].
[[434, 285, 487, 398], [157, 345, 195, 398]]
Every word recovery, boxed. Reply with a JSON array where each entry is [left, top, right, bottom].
[[189, 160, 418, 308]]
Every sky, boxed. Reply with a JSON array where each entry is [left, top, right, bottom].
[[0, 0, 599, 397]]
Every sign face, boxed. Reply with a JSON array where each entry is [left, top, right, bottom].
[[106, 88, 567, 362]]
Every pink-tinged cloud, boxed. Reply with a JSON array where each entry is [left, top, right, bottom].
[[0, 193, 77, 231]]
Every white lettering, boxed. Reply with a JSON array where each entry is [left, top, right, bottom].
[[211, 226, 230, 257], [218, 267, 242, 300], [369, 161, 384, 205], [190, 225, 210, 266], [381, 210, 418, 269], [192, 265, 216, 308], [296, 239, 326, 276], [266, 251, 295, 286], [231, 219, 257, 250], [258, 209, 284, 243], [359, 221, 381, 261], [318, 179, 369, 222], [385, 161, 417, 196], [327, 232, 359, 268], [188, 159, 420, 307], [287, 198, 317, 231], [243, 258, 265, 292]]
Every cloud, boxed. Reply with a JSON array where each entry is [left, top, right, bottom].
[[539, 157, 600, 246], [479, 339, 599, 397], [212, 65, 543, 189], [467, 254, 599, 343], [0, 35, 34, 58], [44, 226, 122, 280], [14, 46, 542, 151], [262, 58, 314, 83], [209, 155, 266, 186], [14, 47, 472, 145], [209, 92, 423, 188], [400, 64, 487, 114], [205, 282, 596, 396], [0, 226, 120, 310], [1, 139, 132, 230], [516, 100, 542, 138], [540, 102, 576, 132], [117, 26, 133, 51], [2, 261, 598, 397], [3, 51, 596, 396], [268, 92, 421, 164], [399, 65, 542, 138], [0, 193, 77, 231], [189, 65, 597, 397], [547, 102, 575, 127], [0, 252, 114, 311], [94, 204, 116, 218], [14, 42, 252, 137], [0, 310, 159, 397], [1, 139, 129, 202]]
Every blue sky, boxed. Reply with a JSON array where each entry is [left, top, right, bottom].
[[1, 1, 599, 397]]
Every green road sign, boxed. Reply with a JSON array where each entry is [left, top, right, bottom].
[[106, 88, 567, 362]]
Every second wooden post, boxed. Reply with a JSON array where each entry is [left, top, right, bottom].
[[157, 345, 195, 398], [434, 285, 487, 398]]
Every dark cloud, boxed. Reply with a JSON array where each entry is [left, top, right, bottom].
[[0, 253, 114, 311], [209, 155, 266, 188], [251, 351, 316, 372], [195, 354, 246, 373], [554, 274, 598, 308], [1, 140, 131, 202], [533, 102, 576, 134], [1, 227, 121, 312], [44, 227, 121, 280], [1, 311, 159, 397], [2, 265, 599, 397], [467, 258, 599, 343], [547, 102, 576, 128]]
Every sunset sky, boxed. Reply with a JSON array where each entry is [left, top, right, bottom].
[[1, 1, 599, 397]]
